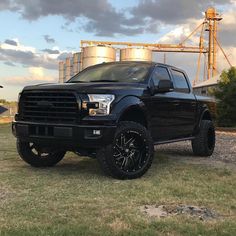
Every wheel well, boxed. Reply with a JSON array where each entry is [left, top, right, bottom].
[[119, 108, 147, 127], [202, 110, 212, 121]]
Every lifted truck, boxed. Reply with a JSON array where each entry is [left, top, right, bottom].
[[13, 61, 216, 179]]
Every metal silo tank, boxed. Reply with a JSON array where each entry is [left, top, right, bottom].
[[65, 57, 73, 82], [120, 48, 152, 61], [73, 52, 81, 75], [82, 46, 116, 70], [59, 61, 65, 83]]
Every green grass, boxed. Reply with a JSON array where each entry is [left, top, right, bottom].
[[0, 124, 236, 236]]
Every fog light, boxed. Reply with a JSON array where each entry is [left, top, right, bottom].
[[93, 130, 101, 135]]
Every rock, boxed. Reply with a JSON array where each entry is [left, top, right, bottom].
[[140, 205, 168, 218]]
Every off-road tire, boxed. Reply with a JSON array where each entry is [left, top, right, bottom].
[[192, 120, 215, 156], [17, 139, 66, 167], [97, 121, 154, 179]]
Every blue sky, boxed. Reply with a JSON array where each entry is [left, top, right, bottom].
[[0, 0, 235, 100]]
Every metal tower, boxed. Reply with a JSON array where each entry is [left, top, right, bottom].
[[205, 7, 222, 79]]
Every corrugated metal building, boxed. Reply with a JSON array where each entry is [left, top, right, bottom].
[[193, 76, 220, 97]]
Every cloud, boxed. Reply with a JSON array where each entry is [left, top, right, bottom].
[[43, 35, 55, 44], [153, 6, 236, 83], [158, 19, 205, 45], [4, 39, 18, 46], [57, 52, 73, 61], [218, 10, 236, 47], [0, 47, 57, 70], [0, 0, 234, 37], [1, 39, 35, 52], [0, 39, 70, 70], [156, 11, 236, 50], [28, 67, 45, 77], [129, 0, 231, 25], [4, 61, 16, 67], [0, 0, 10, 10], [159, 25, 193, 44], [0, 0, 149, 36], [42, 48, 60, 54], [3, 67, 57, 86]]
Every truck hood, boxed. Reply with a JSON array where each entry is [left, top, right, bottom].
[[23, 82, 148, 96]]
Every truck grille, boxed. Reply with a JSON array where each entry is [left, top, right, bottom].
[[20, 91, 79, 124]]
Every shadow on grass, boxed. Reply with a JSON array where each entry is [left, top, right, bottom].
[[16, 156, 110, 179], [14, 151, 174, 180], [156, 145, 195, 157], [12, 146, 200, 181]]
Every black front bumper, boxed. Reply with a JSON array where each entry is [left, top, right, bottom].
[[12, 121, 117, 150]]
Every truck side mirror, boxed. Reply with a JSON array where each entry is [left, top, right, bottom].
[[154, 80, 174, 93]]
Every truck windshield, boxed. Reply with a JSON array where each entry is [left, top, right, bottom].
[[68, 62, 151, 83]]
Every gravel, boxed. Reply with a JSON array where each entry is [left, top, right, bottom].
[[155, 131, 236, 166]]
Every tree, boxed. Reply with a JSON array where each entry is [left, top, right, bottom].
[[213, 67, 236, 127]]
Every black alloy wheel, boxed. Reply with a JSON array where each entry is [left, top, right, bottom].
[[17, 139, 66, 167], [97, 121, 154, 179], [113, 130, 149, 172]]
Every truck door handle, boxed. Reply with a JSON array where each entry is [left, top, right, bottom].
[[173, 103, 180, 106]]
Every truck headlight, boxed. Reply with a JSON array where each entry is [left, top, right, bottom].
[[86, 94, 115, 116]]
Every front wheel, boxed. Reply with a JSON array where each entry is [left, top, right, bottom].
[[17, 139, 66, 167], [192, 120, 215, 156], [97, 121, 154, 179]]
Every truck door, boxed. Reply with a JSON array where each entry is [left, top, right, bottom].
[[169, 69, 197, 138], [144, 66, 180, 141]]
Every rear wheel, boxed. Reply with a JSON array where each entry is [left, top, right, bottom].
[[97, 121, 154, 179], [17, 139, 66, 167], [192, 120, 215, 156]]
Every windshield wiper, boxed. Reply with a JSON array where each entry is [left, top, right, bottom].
[[89, 80, 119, 83]]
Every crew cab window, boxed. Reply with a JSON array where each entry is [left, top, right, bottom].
[[151, 66, 171, 86], [171, 69, 190, 93]]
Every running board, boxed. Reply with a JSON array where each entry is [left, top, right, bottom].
[[154, 136, 195, 145]]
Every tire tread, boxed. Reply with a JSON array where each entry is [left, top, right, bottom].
[[192, 120, 215, 157], [17, 139, 66, 167]]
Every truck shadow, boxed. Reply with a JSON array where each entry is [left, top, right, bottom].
[[48, 145, 196, 178], [155, 142, 195, 158]]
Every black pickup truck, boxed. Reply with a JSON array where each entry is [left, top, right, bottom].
[[12, 61, 216, 179]]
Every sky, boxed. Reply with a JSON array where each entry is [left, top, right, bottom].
[[0, 0, 236, 101]]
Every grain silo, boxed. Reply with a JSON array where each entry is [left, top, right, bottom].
[[59, 61, 65, 83], [65, 57, 73, 82], [82, 45, 116, 70], [120, 48, 152, 62], [73, 52, 82, 75]]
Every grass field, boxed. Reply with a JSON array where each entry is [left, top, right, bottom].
[[0, 124, 236, 236]]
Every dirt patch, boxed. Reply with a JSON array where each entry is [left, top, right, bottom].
[[140, 204, 219, 221]]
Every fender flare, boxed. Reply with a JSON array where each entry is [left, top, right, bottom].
[[194, 109, 212, 135], [112, 96, 148, 124]]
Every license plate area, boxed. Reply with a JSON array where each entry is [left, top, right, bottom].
[[29, 125, 54, 137]]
